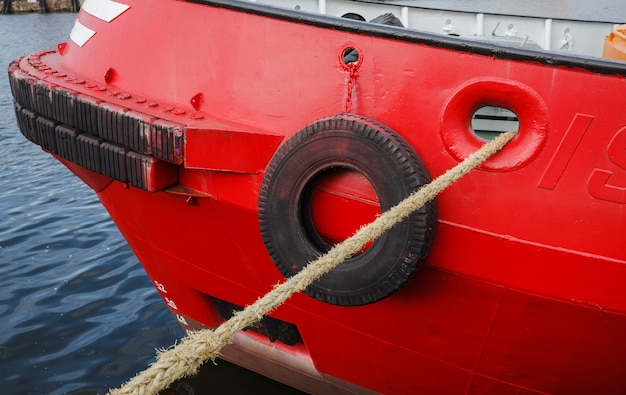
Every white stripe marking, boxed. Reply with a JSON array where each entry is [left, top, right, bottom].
[[69, 19, 96, 47], [82, 0, 130, 22]]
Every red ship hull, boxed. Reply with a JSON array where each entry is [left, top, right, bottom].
[[8, 0, 626, 393]]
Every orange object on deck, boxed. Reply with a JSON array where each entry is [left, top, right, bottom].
[[604, 24, 626, 60]]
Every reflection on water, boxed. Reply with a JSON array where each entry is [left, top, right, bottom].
[[0, 12, 303, 395]]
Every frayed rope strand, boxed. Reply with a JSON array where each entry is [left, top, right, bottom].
[[108, 131, 516, 395]]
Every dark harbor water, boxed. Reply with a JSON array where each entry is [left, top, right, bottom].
[[0, 13, 303, 395]]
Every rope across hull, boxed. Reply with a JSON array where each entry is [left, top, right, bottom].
[[8, 0, 626, 393]]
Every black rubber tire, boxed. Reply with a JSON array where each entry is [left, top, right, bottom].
[[258, 114, 437, 306]]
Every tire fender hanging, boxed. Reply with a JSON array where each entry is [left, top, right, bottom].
[[258, 114, 437, 306]]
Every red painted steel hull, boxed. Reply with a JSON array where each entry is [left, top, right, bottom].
[[8, 0, 626, 393]]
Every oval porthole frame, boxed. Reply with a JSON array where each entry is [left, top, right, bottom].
[[440, 78, 549, 171]]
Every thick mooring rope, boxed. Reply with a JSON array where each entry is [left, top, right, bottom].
[[108, 131, 516, 395]]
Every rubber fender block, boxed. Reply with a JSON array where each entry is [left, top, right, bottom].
[[76, 133, 103, 173], [19, 106, 38, 144], [52, 87, 76, 126], [32, 80, 53, 119], [8, 72, 34, 110], [99, 141, 128, 183], [150, 119, 184, 164], [97, 102, 128, 144], [74, 94, 101, 136], [122, 111, 154, 155], [126, 151, 178, 191], [55, 125, 80, 164], [35, 116, 58, 154], [13, 102, 29, 142]]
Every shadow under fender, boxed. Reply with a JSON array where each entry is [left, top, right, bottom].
[[258, 113, 438, 306]]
